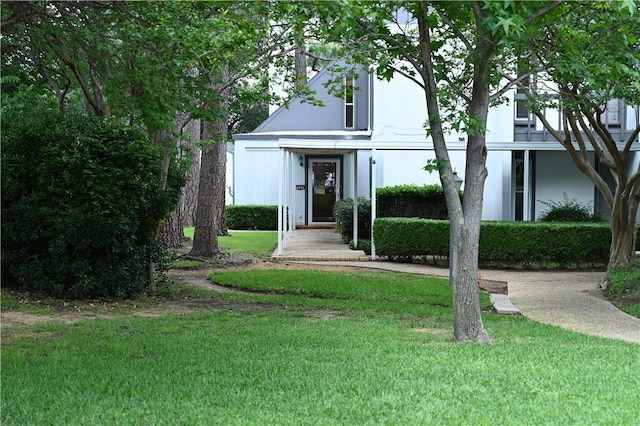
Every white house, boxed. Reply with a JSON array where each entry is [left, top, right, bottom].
[[232, 63, 640, 247]]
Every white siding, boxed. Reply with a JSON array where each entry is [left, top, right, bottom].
[[534, 151, 596, 219], [233, 142, 280, 205]]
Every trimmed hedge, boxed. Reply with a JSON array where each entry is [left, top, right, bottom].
[[226, 205, 278, 230], [374, 218, 640, 269], [377, 184, 458, 219], [334, 185, 454, 244]]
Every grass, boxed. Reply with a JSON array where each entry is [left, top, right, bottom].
[[607, 260, 640, 317], [3, 269, 640, 425], [183, 227, 277, 258]]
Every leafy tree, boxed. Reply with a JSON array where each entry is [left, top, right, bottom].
[[503, 1, 640, 273], [188, 1, 309, 256], [302, 1, 561, 343], [2, 1, 293, 261], [1, 1, 196, 277], [1, 95, 184, 298]]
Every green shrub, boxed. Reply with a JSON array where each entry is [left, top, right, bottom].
[[374, 218, 450, 262], [538, 193, 602, 222], [374, 218, 626, 269], [333, 198, 372, 243], [1, 101, 183, 298], [349, 238, 372, 255], [377, 184, 458, 219], [226, 205, 278, 230], [607, 262, 640, 297]]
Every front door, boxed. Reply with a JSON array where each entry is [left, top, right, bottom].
[[308, 158, 341, 223]]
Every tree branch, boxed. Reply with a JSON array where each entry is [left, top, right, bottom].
[[435, 8, 473, 52], [524, 0, 564, 24]]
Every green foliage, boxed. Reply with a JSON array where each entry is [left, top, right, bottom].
[[607, 262, 640, 297], [333, 198, 372, 243], [374, 219, 635, 269], [377, 184, 455, 219], [349, 238, 371, 255], [538, 194, 602, 222], [225, 205, 278, 230], [1, 101, 183, 298], [374, 218, 450, 263]]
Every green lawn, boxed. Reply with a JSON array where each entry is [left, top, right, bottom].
[[183, 227, 277, 258], [3, 269, 640, 425]]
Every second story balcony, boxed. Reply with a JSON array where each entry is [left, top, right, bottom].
[[513, 95, 640, 146]]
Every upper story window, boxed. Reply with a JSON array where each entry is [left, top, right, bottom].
[[515, 74, 534, 122], [344, 75, 355, 129], [603, 99, 620, 126]]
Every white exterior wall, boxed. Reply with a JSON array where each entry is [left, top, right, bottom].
[[233, 141, 280, 205], [226, 150, 234, 205], [534, 151, 596, 219], [486, 90, 516, 143], [233, 72, 638, 224]]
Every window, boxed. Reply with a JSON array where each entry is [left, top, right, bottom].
[[344, 75, 355, 129], [515, 61, 534, 122], [515, 76, 534, 121], [604, 99, 620, 126]]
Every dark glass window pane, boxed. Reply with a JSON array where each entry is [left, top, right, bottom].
[[345, 105, 354, 128]]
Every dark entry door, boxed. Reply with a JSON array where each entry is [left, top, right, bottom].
[[308, 159, 341, 223]]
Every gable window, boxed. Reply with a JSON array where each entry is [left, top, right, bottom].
[[344, 75, 355, 129]]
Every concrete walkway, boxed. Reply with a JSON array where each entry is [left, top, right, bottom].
[[272, 229, 640, 344]]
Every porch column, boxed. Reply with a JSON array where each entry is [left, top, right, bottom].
[[352, 151, 358, 248], [524, 149, 531, 221], [277, 147, 284, 255], [287, 151, 294, 235], [282, 150, 291, 241], [291, 152, 297, 230], [371, 149, 377, 260]]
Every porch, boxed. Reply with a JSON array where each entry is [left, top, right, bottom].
[[271, 228, 369, 262]]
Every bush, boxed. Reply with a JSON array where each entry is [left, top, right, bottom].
[[333, 198, 372, 243], [349, 238, 372, 255], [377, 184, 458, 219], [226, 205, 278, 230], [538, 193, 602, 222], [607, 262, 640, 297], [1, 101, 182, 298], [374, 218, 632, 269]]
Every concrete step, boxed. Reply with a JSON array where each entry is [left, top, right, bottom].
[[490, 294, 522, 315]]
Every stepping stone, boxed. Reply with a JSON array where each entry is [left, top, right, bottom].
[[490, 294, 522, 315]]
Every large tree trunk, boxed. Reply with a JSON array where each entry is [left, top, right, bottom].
[[215, 120, 229, 237], [190, 118, 228, 256], [608, 186, 638, 270], [160, 209, 184, 248], [190, 142, 221, 257], [417, 4, 492, 344], [179, 118, 201, 228], [450, 36, 493, 345]]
